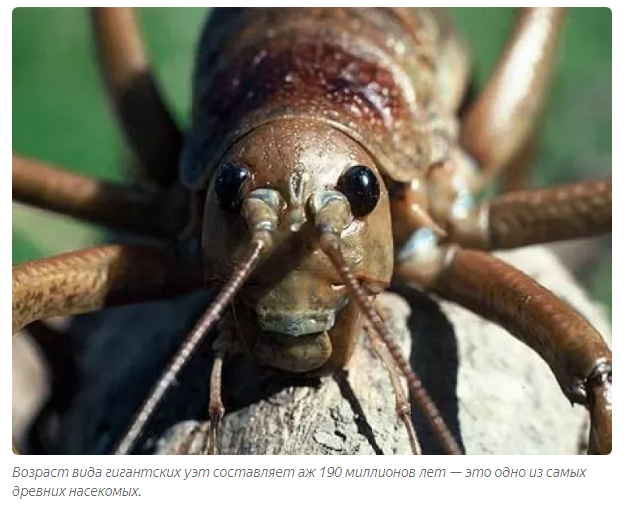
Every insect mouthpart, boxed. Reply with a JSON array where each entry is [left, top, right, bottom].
[[288, 209, 306, 233], [310, 190, 463, 455], [114, 190, 283, 455], [257, 309, 337, 336], [254, 330, 333, 373]]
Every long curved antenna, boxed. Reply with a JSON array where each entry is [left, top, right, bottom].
[[114, 234, 267, 455], [318, 230, 462, 455]]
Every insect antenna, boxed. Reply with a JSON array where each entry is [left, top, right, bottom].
[[315, 211, 462, 455], [113, 236, 266, 455], [115, 193, 280, 455]]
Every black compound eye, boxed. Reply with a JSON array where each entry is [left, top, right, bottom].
[[337, 165, 380, 217], [214, 162, 251, 213]]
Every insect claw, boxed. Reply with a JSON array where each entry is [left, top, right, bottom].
[[586, 361, 612, 455]]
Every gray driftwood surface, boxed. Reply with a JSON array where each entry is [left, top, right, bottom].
[[12, 246, 611, 455]]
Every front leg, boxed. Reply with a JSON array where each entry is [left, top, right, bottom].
[[206, 331, 234, 455], [170, 328, 233, 456], [396, 247, 612, 454]]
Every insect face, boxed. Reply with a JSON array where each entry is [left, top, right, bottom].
[[201, 118, 393, 372]]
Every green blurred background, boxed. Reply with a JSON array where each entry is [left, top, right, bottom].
[[12, 8, 612, 313]]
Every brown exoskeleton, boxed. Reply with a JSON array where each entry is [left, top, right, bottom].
[[12, 7, 612, 455]]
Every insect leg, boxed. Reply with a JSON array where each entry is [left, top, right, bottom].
[[13, 155, 189, 239], [498, 131, 539, 192], [461, 8, 566, 188], [115, 233, 270, 455], [12, 244, 203, 453], [447, 176, 611, 250], [397, 247, 611, 454], [457, 80, 539, 194], [206, 336, 229, 455], [91, 8, 183, 187], [168, 331, 230, 456], [12, 244, 204, 335]]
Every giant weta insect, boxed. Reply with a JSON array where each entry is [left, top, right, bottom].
[[12, 7, 612, 455]]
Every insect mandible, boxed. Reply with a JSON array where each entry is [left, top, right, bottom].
[[12, 7, 612, 455]]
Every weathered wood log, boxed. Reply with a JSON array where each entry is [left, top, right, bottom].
[[12, 246, 610, 454]]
